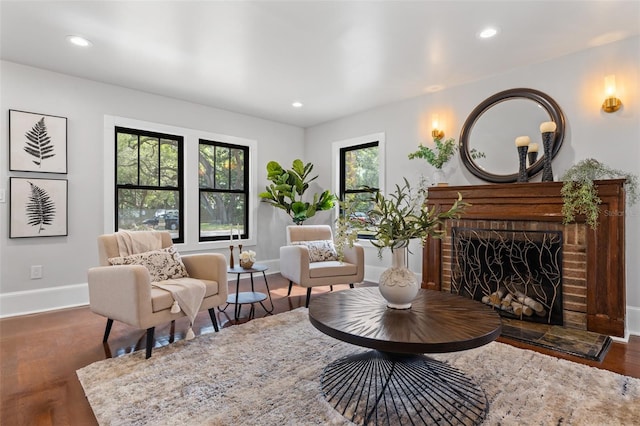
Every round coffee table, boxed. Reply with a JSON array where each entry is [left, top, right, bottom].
[[308, 287, 502, 425]]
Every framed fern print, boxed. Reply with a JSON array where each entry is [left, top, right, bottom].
[[10, 177, 68, 238], [9, 109, 68, 173]]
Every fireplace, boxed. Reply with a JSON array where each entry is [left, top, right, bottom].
[[422, 180, 626, 337], [451, 227, 563, 326]]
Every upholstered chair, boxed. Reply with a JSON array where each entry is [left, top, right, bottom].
[[87, 231, 228, 358], [280, 225, 364, 307]]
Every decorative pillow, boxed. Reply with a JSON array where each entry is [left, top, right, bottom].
[[291, 240, 338, 262], [108, 246, 189, 282]]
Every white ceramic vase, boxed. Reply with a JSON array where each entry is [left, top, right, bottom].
[[378, 248, 419, 309], [432, 169, 446, 186]]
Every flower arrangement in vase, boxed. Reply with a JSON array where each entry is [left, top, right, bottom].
[[239, 250, 256, 269], [336, 178, 468, 308]]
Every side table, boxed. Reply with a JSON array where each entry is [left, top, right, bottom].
[[221, 264, 274, 321]]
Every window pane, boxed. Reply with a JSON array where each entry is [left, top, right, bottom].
[[344, 192, 377, 238], [229, 148, 244, 190], [116, 133, 138, 185], [139, 136, 159, 186], [117, 188, 180, 238], [214, 146, 229, 189], [159, 139, 179, 187], [200, 192, 245, 239], [345, 146, 379, 190], [199, 144, 215, 189]]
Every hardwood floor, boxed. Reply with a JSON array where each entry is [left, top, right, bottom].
[[1, 274, 639, 426]]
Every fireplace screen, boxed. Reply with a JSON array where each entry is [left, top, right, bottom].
[[451, 227, 563, 325]]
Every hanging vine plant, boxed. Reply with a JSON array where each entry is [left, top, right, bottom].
[[560, 158, 638, 229]]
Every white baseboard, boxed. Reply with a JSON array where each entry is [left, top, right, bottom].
[[627, 305, 640, 338], [0, 283, 90, 318]]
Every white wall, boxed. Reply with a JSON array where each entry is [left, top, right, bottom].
[[0, 61, 304, 316], [305, 37, 640, 336]]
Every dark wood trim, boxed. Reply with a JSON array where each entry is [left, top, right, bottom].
[[423, 179, 626, 337]]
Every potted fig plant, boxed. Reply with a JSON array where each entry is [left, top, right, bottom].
[[259, 159, 335, 225]]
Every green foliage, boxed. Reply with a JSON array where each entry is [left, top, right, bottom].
[[408, 137, 457, 169], [560, 158, 638, 229], [259, 159, 335, 225], [336, 178, 468, 259]]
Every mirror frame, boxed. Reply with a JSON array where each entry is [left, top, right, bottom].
[[459, 88, 566, 183]]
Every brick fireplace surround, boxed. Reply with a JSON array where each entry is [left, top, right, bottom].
[[422, 180, 626, 337]]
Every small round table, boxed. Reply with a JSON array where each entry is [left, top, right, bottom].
[[221, 264, 274, 321], [309, 287, 502, 426]]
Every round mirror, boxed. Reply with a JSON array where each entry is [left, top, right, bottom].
[[459, 88, 565, 183]]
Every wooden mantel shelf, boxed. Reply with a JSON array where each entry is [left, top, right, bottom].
[[423, 179, 626, 337]]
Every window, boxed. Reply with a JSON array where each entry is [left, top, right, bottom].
[[115, 127, 184, 242], [339, 141, 379, 238], [198, 139, 249, 242]]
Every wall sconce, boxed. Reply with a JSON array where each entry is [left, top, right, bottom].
[[431, 114, 444, 139], [602, 75, 622, 113]]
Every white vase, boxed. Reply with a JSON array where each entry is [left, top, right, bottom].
[[378, 248, 419, 309], [432, 169, 447, 186]]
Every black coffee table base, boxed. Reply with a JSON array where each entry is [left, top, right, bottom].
[[321, 350, 487, 426]]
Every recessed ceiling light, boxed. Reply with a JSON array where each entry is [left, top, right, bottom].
[[425, 85, 444, 93], [478, 27, 499, 39], [292, 101, 304, 108], [66, 35, 92, 47]]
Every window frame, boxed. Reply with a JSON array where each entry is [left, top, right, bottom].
[[104, 115, 258, 252], [114, 126, 185, 243], [198, 139, 250, 242], [332, 133, 385, 240]]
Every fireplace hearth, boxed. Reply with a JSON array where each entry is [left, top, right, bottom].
[[451, 227, 563, 326]]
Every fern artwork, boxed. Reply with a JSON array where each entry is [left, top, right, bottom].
[[9, 110, 67, 173], [23, 117, 56, 168], [10, 177, 68, 238], [26, 181, 57, 233]]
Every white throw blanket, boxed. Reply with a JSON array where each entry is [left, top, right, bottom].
[[115, 230, 205, 340]]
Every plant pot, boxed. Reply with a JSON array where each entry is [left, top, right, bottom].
[[378, 248, 419, 309], [239, 259, 254, 269], [432, 169, 447, 186]]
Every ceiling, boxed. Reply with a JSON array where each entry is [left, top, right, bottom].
[[1, 1, 639, 128]]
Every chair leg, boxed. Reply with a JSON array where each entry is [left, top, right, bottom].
[[349, 283, 355, 289], [103, 318, 114, 342], [287, 280, 294, 296], [330, 285, 334, 291], [208, 308, 219, 332], [305, 288, 312, 308], [145, 327, 155, 359]]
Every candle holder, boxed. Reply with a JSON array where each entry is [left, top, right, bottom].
[[517, 146, 528, 182], [229, 245, 235, 268], [527, 151, 538, 167], [541, 132, 554, 181]]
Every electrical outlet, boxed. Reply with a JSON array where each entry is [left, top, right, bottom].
[[30, 265, 43, 279]]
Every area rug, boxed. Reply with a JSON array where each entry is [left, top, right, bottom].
[[77, 308, 639, 425]]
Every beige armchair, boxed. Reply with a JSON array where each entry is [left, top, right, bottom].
[[87, 231, 228, 358], [280, 225, 364, 307]]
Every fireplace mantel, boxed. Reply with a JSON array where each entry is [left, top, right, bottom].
[[423, 179, 626, 337]]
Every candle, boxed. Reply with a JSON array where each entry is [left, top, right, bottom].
[[528, 143, 539, 153], [515, 136, 530, 147], [230, 227, 233, 241], [540, 121, 557, 133]]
